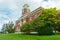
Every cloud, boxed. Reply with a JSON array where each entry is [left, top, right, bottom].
[[0, 0, 3, 3], [41, 0, 56, 8], [29, 0, 43, 3]]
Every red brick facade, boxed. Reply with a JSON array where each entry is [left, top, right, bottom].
[[15, 21, 20, 32], [15, 4, 42, 32]]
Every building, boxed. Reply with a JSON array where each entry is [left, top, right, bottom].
[[14, 4, 42, 32]]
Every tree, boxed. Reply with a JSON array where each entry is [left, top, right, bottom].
[[1, 21, 14, 33], [1, 24, 8, 33], [55, 10, 60, 32], [6, 21, 14, 33], [31, 8, 56, 35]]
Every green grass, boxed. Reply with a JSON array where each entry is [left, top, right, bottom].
[[0, 34, 60, 40]]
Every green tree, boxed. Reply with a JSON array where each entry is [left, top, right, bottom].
[[1, 21, 14, 33], [32, 8, 57, 35], [6, 21, 14, 33], [55, 10, 60, 32]]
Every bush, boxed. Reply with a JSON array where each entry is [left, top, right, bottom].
[[37, 26, 53, 35], [20, 22, 31, 34], [58, 26, 60, 32]]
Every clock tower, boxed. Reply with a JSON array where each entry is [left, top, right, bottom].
[[22, 4, 30, 16]]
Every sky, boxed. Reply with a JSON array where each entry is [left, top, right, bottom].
[[0, 0, 60, 31]]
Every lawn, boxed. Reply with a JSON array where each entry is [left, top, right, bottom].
[[0, 34, 60, 40]]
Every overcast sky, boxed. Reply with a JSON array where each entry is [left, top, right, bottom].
[[0, 0, 60, 30]]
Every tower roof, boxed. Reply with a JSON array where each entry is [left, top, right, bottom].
[[23, 4, 29, 9]]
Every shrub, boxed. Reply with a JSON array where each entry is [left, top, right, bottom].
[[58, 26, 60, 32], [20, 22, 31, 34], [37, 26, 53, 35]]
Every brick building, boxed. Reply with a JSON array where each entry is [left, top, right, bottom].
[[14, 4, 42, 32]]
